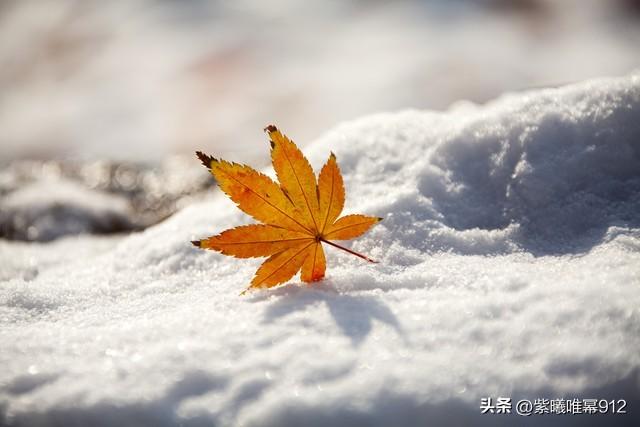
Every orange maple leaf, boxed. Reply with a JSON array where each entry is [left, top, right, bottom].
[[192, 125, 381, 293]]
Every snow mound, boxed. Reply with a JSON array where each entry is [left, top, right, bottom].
[[1, 73, 640, 426], [0, 156, 215, 242], [309, 74, 640, 256], [0, 179, 134, 241]]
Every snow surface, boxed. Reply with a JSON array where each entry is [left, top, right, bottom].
[[2, 73, 640, 426]]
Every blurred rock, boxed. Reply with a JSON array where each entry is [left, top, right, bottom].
[[0, 156, 214, 241], [0, 179, 133, 241]]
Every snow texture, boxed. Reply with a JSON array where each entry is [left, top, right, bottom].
[[1, 73, 640, 426]]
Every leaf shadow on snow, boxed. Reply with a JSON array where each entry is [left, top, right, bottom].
[[257, 282, 405, 347]]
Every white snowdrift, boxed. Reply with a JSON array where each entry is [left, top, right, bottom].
[[2, 73, 640, 426]]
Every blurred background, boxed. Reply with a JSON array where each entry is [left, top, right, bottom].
[[1, 0, 639, 242]]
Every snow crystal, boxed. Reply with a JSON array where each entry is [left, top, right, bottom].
[[1, 73, 639, 426]]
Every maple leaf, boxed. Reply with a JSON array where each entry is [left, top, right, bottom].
[[192, 125, 381, 293]]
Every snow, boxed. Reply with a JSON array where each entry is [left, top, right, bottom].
[[2, 73, 640, 426], [1, 0, 640, 164], [0, 179, 134, 241]]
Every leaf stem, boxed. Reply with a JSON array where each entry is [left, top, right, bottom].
[[320, 238, 377, 263]]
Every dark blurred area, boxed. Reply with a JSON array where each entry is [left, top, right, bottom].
[[1, 0, 639, 241]]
